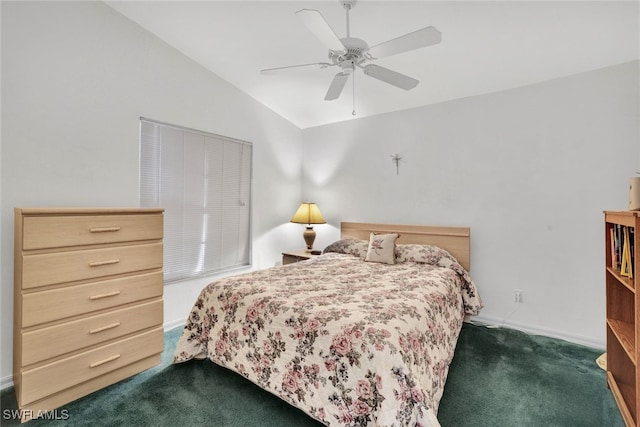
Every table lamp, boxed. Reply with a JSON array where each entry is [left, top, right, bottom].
[[290, 202, 326, 251]]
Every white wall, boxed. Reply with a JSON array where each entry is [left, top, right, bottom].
[[302, 60, 640, 348], [0, 1, 303, 388], [1, 0, 637, 393]]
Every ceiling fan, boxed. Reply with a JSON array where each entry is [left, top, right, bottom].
[[261, 0, 441, 104]]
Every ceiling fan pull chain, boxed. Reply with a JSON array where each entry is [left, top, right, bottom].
[[352, 71, 357, 116]]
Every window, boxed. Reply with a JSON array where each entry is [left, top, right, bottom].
[[139, 118, 252, 283]]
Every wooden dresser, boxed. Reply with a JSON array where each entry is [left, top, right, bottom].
[[13, 208, 164, 422]]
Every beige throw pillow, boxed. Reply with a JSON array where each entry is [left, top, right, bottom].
[[365, 233, 399, 264]]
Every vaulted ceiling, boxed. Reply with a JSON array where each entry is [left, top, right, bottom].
[[106, 1, 639, 129]]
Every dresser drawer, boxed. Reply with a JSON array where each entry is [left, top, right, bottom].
[[22, 243, 163, 289], [22, 213, 163, 250], [21, 299, 163, 366], [20, 327, 163, 405], [22, 271, 163, 327]]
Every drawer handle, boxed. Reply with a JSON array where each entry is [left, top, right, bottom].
[[89, 290, 121, 300], [90, 226, 121, 233], [89, 322, 121, 334], [89, 259, 120, 267], [89, 354, 121, 368]]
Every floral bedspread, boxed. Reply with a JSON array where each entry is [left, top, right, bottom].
[[174, 243, 482, 426]]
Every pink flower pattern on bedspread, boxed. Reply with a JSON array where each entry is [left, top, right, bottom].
[[173, 247, 482, 427]]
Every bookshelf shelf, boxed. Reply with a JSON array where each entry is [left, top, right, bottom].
[[608, 319, 637, 364], [608, 266, 636, 293], [605, 210, 640, 427]]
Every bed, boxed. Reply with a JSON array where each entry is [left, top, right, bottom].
[[173, 222, 482, 426]]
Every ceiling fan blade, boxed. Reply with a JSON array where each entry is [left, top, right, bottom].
[[324, 72, 350, 100], [296, 9, 345, 52], [368, 26, 441, 59], [261, 62, 333, 74], [363, 64, 419, 90]]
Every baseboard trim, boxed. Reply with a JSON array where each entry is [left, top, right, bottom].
[[164, 318, 186, 332], [468, 315, 605, 350], [1, 374, 13, 391]]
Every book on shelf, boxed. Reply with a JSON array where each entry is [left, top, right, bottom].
[[613, 223, 635, 278], [631, 227, 635, 269], [610, 228, 616, 270], [613, 224, 622, 270]]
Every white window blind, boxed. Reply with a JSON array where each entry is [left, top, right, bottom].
[[139, 118, 252, 283]]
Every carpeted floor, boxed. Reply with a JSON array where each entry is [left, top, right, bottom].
[[0, 323, 624, 426], [438, 323, 624, 427]]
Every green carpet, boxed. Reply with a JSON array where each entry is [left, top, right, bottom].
[[0, 323, 624, 426], [438, 323, 624, 427]]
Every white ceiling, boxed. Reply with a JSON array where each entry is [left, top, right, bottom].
[[106, 1, 639, 129]]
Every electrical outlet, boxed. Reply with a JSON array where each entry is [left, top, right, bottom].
[[514, 289, 524, 303]]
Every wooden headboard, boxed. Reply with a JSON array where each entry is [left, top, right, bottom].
[[340, 222, 471, 271]]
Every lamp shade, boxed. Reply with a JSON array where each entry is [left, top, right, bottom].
[[290, 203, 326, 225]]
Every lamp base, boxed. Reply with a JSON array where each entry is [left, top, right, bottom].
[[303, 226, 316, 251]]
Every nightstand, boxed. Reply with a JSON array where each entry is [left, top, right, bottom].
[[282, 249, 320, 265]]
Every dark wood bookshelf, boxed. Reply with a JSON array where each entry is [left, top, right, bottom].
[[605, 210, 640, 427]]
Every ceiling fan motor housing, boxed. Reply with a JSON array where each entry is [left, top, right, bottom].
[[331, 37, 369, 70]]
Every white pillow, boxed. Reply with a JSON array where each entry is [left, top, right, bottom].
[[365, 233, 399, 264]]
